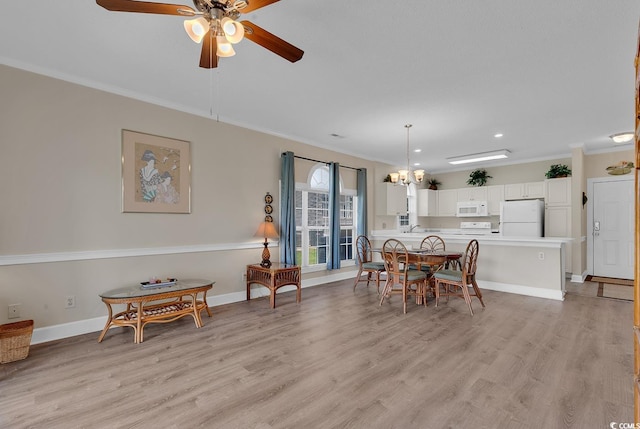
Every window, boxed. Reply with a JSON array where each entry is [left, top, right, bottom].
[[295, 165, 356, 268], [398, 183, 417, 230]]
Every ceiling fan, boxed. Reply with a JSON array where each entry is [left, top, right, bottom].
[[96, 0, 304, 68]]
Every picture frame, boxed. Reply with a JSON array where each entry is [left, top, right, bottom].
[[122, 130, 191, 213]]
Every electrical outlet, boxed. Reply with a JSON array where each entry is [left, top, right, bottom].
[[8, 304, 20, 319], [538, 252, 545, 260], [65, 295, 76, 309]]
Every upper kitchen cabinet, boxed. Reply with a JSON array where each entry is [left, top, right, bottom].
[[504, 181, 545, 200], [437, 189, 458, 216], [457, 187, 488, 202], [487, 185, 505, 215], [545, 177, 571, 206], [417, 189, 438, 216], [375, 183, 407, 216]]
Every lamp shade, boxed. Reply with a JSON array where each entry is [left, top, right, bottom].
[[216, 36, 235, 57], [184, 17, 209, 43], [254, 221, 279, 239], [221, 17, 245, 44]]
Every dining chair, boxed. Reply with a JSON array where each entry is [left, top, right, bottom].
[[416, 234, 446, 293], [379, 239, 428, 314], [417, 235, 446, 271], [433, 239, 485, 315], [420, 235, 446, 252], [353, 235, 386, 293]]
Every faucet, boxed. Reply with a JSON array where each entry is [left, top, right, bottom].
[[409, 224, 421, 232]]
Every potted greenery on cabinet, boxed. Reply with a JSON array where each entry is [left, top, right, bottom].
[[427, 178, 441, 190], [467, 169, 492, 187], [545, 164, 571, 179]]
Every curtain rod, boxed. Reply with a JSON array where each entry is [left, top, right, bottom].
[[291, 154, 361, 171]]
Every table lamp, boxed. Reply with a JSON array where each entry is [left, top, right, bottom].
[[254, 221, 279, 267]]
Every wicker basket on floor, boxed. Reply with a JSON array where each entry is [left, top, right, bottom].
[[0, 320, 34, 364]]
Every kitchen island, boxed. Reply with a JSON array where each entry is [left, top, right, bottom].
[[371, 231, 572, 301]]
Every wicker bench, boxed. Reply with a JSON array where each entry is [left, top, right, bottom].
[[98, 279, 213, 344]]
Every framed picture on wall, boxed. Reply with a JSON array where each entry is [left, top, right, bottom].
[[121, 130, 191, 213]]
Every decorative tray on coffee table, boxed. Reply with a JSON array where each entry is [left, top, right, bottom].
[[140, 278, 178, 289]]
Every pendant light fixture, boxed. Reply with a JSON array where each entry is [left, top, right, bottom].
[[390, 124, 424, 185]]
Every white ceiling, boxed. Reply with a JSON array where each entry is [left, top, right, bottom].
[[1, 1, 638, 173]]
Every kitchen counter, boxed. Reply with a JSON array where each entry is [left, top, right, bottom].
[[371, 230, 572, 301]]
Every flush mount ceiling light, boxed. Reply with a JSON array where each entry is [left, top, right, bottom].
[[447, 149, 510, 165], [609, 132, 635, 144]]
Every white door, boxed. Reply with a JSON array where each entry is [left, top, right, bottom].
[[592, 179, 634, 279]]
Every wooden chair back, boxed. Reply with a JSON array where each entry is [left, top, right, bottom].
[[355, 235, 374, 265], [420, 235, 445, 252], [382, 239, 409, 278], [461, 239, 479, 282]]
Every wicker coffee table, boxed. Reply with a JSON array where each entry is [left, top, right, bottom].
[[98, 279, 213, 344]]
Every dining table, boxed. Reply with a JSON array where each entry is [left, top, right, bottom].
[[374, 248, 463, 303]]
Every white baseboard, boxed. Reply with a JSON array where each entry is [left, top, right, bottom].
[[31, 270, 357, 345], [477, 280, 565, 301], [571, 271, 588, 283]]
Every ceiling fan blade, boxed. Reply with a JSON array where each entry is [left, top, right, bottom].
[[96, 0, 196, 16], [240, 21, 304, 63], [199, 30, 219, 69], [240, 0, 279, 13]]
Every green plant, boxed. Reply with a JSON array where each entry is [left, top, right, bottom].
[[467, 169, 492, 187], [427, 178, 441, 190], [383, 174, 392, 183], [545, 164, 572, 179]]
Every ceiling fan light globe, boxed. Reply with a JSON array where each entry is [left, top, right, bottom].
[[216, 37, 236, 57], [221, 17, 245, 43], [184, 17, 209, 43]]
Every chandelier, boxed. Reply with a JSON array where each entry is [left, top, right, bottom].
[[389, 124, 424, 185]]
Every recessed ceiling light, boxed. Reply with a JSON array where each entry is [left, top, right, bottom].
[[494, 133, 503, 138], [413, 162, 421, 166], [609, 132, 634, 144], [414, 149, 422, 153]]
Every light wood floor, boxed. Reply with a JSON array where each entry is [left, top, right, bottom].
[[0, 279, 633, 428]]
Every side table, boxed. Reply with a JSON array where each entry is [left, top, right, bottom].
[[246, 263, 301, 308]]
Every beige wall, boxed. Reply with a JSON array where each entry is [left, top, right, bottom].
[[428, 158, 572, 189], [0, 65, 386, 328], [584, 149, 635, 178]]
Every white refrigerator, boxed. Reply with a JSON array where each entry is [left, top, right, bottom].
[[500, 199, 545, 237]]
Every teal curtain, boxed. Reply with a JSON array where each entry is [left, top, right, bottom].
[[280, 152, 296, 265], [356, 168, 367, 237], [328, 162, 341, 270]]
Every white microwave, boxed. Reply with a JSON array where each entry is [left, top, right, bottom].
[[456, 201, 488, 217]]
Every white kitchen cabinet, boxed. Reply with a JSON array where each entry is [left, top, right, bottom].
[[457, 187, 488, 202], [437, 189, 458, 217], [375, 183, 407, 216], [417, 189, 438, 216], [545, 177, 571, 206], [487, 185, 505, 215], [504, 181, 545, 200]]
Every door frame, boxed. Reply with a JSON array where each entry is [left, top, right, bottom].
[[586, 175, 634, 276]]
